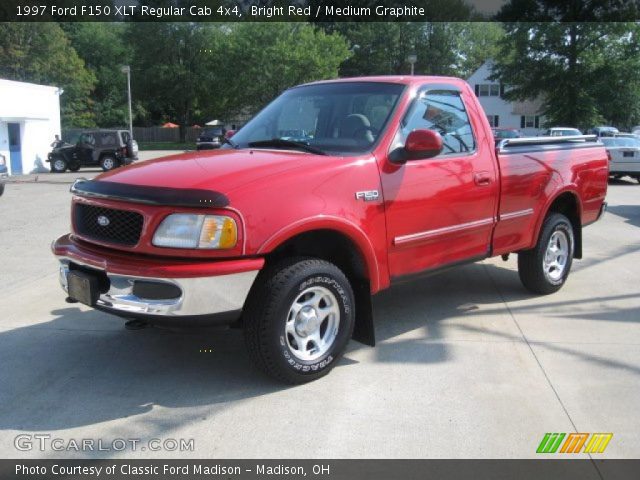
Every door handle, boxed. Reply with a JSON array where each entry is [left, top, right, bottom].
[[474, 172, 492, 186]]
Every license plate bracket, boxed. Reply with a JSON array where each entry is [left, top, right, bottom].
[[67, 270, 100, 306]]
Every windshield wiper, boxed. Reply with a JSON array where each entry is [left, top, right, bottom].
[[248, 138, 326, 155]]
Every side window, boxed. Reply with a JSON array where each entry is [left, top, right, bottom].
[[100, 133, 118, 146], [401, 90, 476, 155], [80, 133, 95, 145]]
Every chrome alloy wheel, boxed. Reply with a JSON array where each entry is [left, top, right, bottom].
[[285, 286, 340, 362], [543, 230, 569, 282], [53, 159, 66, 171]]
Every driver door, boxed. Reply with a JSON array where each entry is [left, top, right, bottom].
[[76, 133, 95, 164], [380, 87, 498, 279]]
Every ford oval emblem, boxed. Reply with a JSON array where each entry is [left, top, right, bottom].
[[97, 215, 110, 227]]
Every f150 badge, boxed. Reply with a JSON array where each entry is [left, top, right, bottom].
[[355, 190, 380, 202]]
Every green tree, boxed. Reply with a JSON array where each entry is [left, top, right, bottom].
[[219, 23, 351, 115], [333, 22, 503, 78], [0, 22, 96, 127], [126, 22, 217, 138], [63, 23, 132, 127], [493, 1, 640, 129], [491, 21, 640, 129]]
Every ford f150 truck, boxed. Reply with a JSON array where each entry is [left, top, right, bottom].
[[52, 76, 608, 383]]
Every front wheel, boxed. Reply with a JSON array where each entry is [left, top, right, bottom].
[[518, 213, 574, 294], [243, 258, 355, 384]]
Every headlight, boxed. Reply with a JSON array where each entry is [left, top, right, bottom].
[[153, 214, 237, 249]]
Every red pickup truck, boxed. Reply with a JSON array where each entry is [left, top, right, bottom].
[[53, 76, 608, 383]]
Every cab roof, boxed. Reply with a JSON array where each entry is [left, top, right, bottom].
[[299, 75, 469, 89]]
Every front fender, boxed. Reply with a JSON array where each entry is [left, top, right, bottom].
[[257, 215, 383, 293]]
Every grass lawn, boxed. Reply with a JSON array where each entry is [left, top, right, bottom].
[[138, 142, 194, 151]]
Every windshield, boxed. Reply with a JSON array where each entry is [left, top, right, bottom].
[[227, 82, 405, 155], [602, 137, 640, 147], [202, 128, 224, 137], [550, 129, 581, 136], [494, 129, 520, 139]]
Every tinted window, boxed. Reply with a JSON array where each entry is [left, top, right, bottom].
[[80, 133, 95, 145], [401, 90, 476, 155], [601, 137, 640, 147], [494, 129, 519, 139], [229, 82, 405, 154], [203, 128, 224, 136], [100, 133, 118, 146]]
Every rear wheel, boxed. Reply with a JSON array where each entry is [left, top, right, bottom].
[[243, 258, 355, 384], [99, 155, 118, 171], [518, 213, 574, 295], [50, 157, 67, 173]]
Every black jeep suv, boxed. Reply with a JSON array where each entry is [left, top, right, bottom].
[[48, 130, 138, 173]]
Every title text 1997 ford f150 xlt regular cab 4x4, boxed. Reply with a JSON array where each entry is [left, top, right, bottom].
[[53, 76, 608, 383]]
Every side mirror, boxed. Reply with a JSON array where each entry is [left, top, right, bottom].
[[225, 130, 236, 139], [404, 129, 443, 159]]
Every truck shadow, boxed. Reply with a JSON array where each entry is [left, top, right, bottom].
[[607, 204, 640, 228], [370, 261, 640, 374], [0, 309, 286, 432], [1, 260, 637, 434]]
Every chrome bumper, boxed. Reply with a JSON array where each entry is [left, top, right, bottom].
[[58, 259, 258, 318]]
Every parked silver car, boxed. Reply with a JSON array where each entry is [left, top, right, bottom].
[[601, 135, 640, 183], [542, 127, 582, 137]]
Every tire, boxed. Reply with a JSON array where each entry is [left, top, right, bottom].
[[50, 157, 67, 173], [243, 257, 355, 384], [518, 213, 574, 295], [99, 155, 118, 171], [68, 163, 81, 172]]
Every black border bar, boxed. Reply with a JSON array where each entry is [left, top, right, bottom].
[[2, 0, 640, 22], [3, 459, 640, 480]]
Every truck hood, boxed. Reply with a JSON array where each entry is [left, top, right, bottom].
[[96, 149, 345, 200]]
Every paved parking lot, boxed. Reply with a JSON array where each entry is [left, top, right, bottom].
[[0, 160, 639, 460]]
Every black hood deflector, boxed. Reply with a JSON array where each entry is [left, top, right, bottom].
[[70, 179, 229, 208]]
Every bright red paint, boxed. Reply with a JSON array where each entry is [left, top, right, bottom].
[[52, 76, 609, 296]]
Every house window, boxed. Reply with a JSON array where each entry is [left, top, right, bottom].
[[475, 84, 501, 97], [487, 115, 499, 127], [520, 115, 540, 129]]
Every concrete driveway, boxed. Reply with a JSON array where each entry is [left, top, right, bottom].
[[0, 172, 638, 459]]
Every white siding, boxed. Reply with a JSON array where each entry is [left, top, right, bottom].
[[0, 79, 61, 175], [467, 61, 544, 136]]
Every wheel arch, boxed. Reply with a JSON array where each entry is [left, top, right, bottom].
[[534, 190, 583, 259], [257, 220, 380, 346]]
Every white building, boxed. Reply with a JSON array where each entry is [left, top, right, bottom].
[[0, 79, 62, 175], [467, 61, 545, 136]]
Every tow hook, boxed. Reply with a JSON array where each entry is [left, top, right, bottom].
[[501, 254, 510, 262]]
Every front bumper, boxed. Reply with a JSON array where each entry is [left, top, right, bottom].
[[53, 234, 262, 323]]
